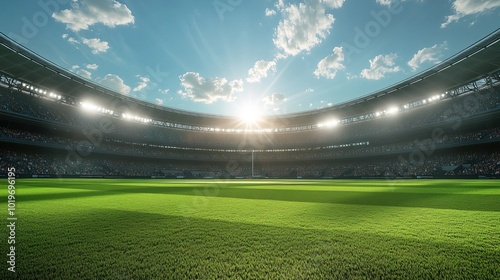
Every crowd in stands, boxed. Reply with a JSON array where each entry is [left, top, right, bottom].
[[1, 83, 500, 178], [1, 146, 499, 178], [1, 85, 500, 150], [2, 125, 499, 162]]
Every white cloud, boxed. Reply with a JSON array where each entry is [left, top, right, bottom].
[[273, 0, 345, 58], [155, 98, 164, 105], [442, 0, 500, 28], [62, 33, 79, 44], [158, 89, 170, 95], [276, 0, 285, 10], [178, 72, 243, 104], [265, 8, 277, 16], [408, 42, 448, 71], [76, 69, 92, 79], [346, 73, 358, 80], [376, 0, 407, 5], [53, 0, 135, 32], [314, 46, 345, 79], [305, 88, 314, 93], [360, 53, 402, 80], [71, 65, 80, 70], [68, 37, 79, 44], [263, 92, 286, 106], [322, 0, 345, 7], [86, 63, 99, 70], [133, 76, 150, 92], [96, 74, 131, 95], [82, 38, 109, 54], [247, 60, 277, 83], [376, 0, 392, 5]]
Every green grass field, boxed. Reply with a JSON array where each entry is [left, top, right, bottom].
[[1, 179, 499, 279]]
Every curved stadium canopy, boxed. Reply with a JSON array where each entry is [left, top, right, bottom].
[[1, 29, 500, 129]]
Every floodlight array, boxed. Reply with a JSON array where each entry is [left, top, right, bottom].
[[22, 83, 61, 100], [199, 127, 277, 134], [48, 92, 62, 100], [16, 77, 453, 134], [317, 119, 339, 128], [374, 106, 400, 118], [122, 113, 152, 123], [318, 92, 450, 129], [386, 107, 400, 115], [427, 94, 446, 103], [80, 102, 114, 115]]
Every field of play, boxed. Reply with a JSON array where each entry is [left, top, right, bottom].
[[1, 179, 499, 279]]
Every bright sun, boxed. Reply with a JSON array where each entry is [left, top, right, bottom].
[[238, 104, 263, 125]]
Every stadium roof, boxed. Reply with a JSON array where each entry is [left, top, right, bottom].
[[1, 29, 500, 128]]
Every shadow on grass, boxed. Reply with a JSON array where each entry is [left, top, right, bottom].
[[20, 178, 500, 191], [16, 184, 500, 212], [5, 208, 499, 279]]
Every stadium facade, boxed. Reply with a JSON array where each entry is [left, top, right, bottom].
[[1, 30, 500, 179]]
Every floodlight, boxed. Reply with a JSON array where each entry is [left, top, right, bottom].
[[318, 119, 339, 128], [81, 102, 97, 112], [387, 107, 399, 115], [326, 119, 339, 127], [122, 112, 151, 124]]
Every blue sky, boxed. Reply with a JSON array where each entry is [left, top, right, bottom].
[[1, 0, 499, 117]]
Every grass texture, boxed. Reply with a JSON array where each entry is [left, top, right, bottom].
[[1, 179, 499, 279]]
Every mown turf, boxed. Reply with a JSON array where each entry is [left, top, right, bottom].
[[1, 179, 499, 279]]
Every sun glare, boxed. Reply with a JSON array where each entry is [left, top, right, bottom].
[[238, 104, 263, 125]]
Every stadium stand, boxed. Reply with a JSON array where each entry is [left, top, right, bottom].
[[1, 30, 500, 179]]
